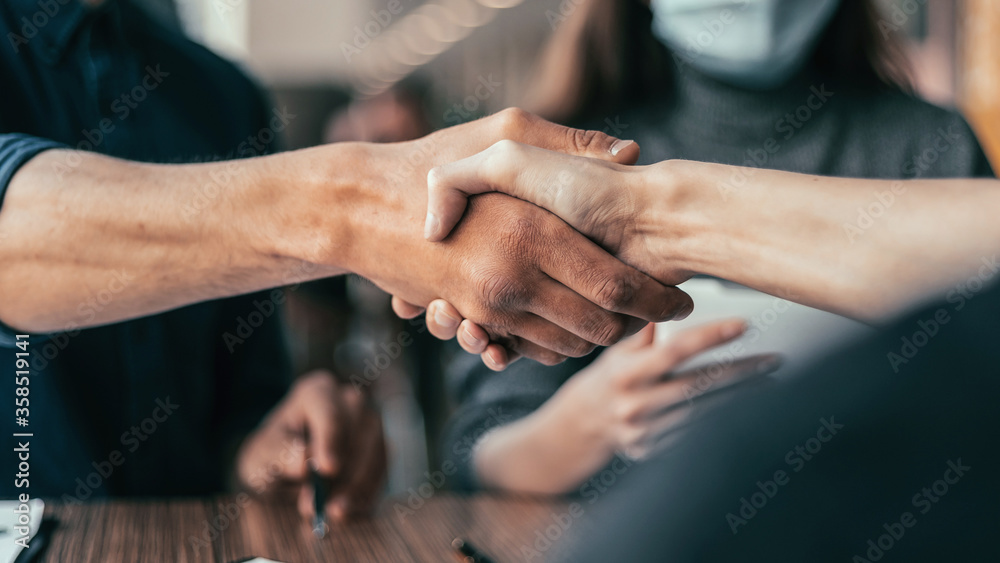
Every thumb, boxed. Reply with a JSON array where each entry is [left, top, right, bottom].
[[425, 140, 624, 242], [511, 109, 640, 166], [425, 112, 639, 242], [304, 401, 344, 478]]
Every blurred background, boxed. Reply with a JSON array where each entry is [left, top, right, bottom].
[[130, 0, 1000, 496]]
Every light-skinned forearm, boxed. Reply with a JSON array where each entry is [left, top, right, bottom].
[[473, 386, 615, 495], [0, 145, 369, 332], [0, 110, 684, 367], [634, 160, 1000, 322]]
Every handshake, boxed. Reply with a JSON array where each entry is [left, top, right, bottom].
[[292, 108, 697, 370]]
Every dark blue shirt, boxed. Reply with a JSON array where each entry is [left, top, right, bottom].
[[0, 0, 293, 499]]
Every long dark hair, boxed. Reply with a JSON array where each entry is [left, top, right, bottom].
[[525, 0, 914, 124]]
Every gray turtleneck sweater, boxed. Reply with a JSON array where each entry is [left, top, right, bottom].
[[440, 68, 994, 492]]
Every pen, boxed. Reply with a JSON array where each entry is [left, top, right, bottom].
[[310, 462, 328, 539], [451, 537, 497, 563]]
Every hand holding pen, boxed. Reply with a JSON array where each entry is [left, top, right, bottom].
[[233, 371, 387, 529]]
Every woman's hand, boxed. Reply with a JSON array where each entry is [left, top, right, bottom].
[[234, 370, 387, 524], [472, 319, 780, 494], [556, 320, 753, 459], [421, 140, 685, 284]]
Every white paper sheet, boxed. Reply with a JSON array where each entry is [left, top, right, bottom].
[[0, 498, 44, 563]]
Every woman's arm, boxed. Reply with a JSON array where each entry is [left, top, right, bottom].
[[628, 160, 1000, 322], [424, 142, 1000, 323]]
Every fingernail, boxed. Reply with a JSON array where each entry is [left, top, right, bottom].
[[434, 307, 460, 330], [460, 329, 482, 349], [722, 321, 747, 339], [755, 356, 783, 375], [484, 351, 501, 371], [672, 301, 694, 321], [610, 139, 634, 156], [423, 212, 441, 240]]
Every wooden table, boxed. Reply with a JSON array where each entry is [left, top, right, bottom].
[[40, 493, 569, 562]]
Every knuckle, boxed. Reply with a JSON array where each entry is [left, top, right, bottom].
[[614, 399, 643, 425], [593, 276, 635, 312], [611, 370, 634, 392], [495, 107, 530, 137], [626, 422, 652, 445], [513, 339, 567, 366], [570, 127, 603, 152], [566, 338, 597, 358], [592, 316, 628, 347], [483, 140, 523, 175], [426, 166, 444, 189], [536, 351, 568, 366], [475, 270, 525, 309], [498, 213, 542, 256]]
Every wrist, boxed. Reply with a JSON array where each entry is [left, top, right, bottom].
[[244, 143, 380, 280], [628, 159, 724, 283], [544, 377, 617, 459]]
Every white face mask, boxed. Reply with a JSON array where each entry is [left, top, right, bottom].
[[650, 0, 841, 90]]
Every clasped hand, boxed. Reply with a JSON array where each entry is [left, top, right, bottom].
[[310, 108, 693, 368], [383, 124, 692, 368]]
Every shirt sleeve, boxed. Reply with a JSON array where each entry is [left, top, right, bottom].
[[0, 134, 67, 348], [440, 348, 599, 491]]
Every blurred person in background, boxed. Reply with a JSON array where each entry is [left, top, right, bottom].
[[324, 80, 433, 144], [423, 0, 994, 495]]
